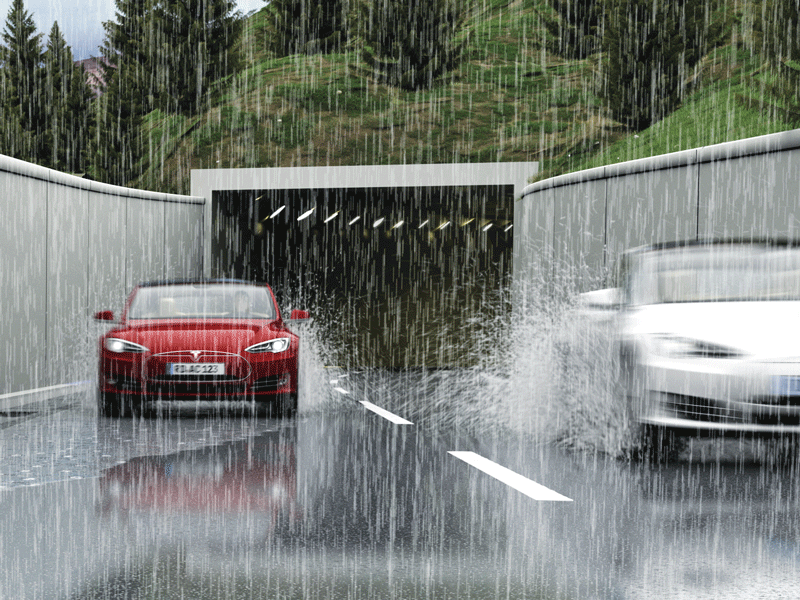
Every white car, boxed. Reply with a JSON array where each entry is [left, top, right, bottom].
[[584, 240, 800, 448]]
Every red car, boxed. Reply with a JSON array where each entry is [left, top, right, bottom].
[[94, 280, 309, 417]]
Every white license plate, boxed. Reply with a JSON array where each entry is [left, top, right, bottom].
[[773, 376, 800, 396], [168, 363, 226, 376]]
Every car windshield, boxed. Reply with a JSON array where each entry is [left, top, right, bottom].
[[127, 284, 276, 320], [629, 244, 800, 304]]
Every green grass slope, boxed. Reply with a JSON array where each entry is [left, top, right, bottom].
[[132, 1, 798, 195]]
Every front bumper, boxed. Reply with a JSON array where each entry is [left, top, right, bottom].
[[99, 351, 297, 400], [632, 357, 800, 433], [640, 413, 800, 435]]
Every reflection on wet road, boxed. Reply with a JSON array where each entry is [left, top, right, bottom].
[[1, 373, 800, 598]]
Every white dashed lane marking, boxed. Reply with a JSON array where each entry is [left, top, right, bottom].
[[359, 401, 414, 425], [449, 451, 572, 502], [333, 374, 571, 501]]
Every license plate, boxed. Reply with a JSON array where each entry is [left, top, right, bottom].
[[773, 376, 800, 396], [168, 363, 226, 376]]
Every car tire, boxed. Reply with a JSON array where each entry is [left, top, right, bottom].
[[98, 391, 140, 418], [641, 425, 684, 464], [277, 392, 298, 418], [98, 390, 119, 417], [261, 392, 297, 418]]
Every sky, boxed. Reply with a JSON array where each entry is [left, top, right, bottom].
[[0, 0, 264, 60]]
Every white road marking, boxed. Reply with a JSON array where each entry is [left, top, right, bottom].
[[448, 451, 572, 502], [359, 401, 413, 425], [0, 380, 91, 400]]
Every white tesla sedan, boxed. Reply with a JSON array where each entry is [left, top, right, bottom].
[[584, 240, 800, 443]]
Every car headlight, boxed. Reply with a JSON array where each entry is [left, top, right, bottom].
[[104, 338, 149, 353], [245, 337, 290, 354], [648, 334, 742, 359]]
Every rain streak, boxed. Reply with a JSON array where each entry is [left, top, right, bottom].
[[2, 0, 800, 598]]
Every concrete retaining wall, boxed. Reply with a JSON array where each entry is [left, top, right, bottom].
[[0, 156, 204, 401], [513, 129, 800, 302]]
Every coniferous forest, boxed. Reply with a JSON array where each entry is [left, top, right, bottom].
[[1, 0, 799, 192]]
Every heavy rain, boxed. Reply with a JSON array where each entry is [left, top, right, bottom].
[[2, 0, 800, 598]]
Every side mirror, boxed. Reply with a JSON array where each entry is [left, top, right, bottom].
[[93, 310, 115, 322], [289, 309, 310, 320]]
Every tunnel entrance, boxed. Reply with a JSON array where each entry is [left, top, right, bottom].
[[212, 185, 514, 368]]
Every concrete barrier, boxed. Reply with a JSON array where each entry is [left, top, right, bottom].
[[513, 129, 800, 301], [0, 156, 204, 401]]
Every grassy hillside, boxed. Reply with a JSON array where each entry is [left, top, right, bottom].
[[535, 44, 796, 180], [132, 0, 796, 195]]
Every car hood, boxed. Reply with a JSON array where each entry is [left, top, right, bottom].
[[110, 320, 290, 355], [623, 301, 800, 360]]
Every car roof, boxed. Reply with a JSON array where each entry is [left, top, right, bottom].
[[137, 279, 265, 288], [626, 238, 800, 256]]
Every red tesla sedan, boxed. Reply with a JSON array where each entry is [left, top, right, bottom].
[[94, 280, 309, 417]]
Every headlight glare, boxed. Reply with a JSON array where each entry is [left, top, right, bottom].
[[105, 338, 149, 353], [245, 337, 291, 354]]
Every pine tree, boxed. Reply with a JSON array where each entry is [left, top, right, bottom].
[[0, 0, 43, 161], [65, 63, 96, 174], [603, 0, 723, 131], [154, 0, 243, 115], [362, 0, 467, 90], [756, 0, 800, 123], [93, 62, 144, 185], [42, 22, 94, 173], [95, 0, 154, 184], [544, 0, 604, 60], [265, 0, 350, 57]]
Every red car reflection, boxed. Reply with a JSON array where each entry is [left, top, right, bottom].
[[98, 437, 298, 523], [95, 279, 309, 417]]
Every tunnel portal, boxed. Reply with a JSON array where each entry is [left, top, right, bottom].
[[212, 185, 515, 368]]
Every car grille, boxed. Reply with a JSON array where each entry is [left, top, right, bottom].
[[752, 395, 800, 407], [663, 393, 800, 426], [146, 381, 247, 398], [145, 351, 250, 382], [749, 412, 800, 426], [663, 393, 740, 423]]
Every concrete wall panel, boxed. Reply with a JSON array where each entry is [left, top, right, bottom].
[[552, 178, 606, 291], [700, 147, 800, 239], [165, 202, 204, 280], [605, 165, 698, 263], [0, 170, 47, 394], [47, 184, 90, 386], [87, 192, 128, 318], [518, 129, 800, 299], [0, 156, 204, 398], [512, 187, 553, 307], [126, 198, 166, 290]]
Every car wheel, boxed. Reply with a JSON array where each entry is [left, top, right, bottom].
[[98, 391, 140, 418], [641, 425, 684, 464], [98, 390, 119, 417], [266, 392, 297, 418]]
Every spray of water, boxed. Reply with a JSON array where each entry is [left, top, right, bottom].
[[466, 279, 632, 457], [298, 268, 636, 457]]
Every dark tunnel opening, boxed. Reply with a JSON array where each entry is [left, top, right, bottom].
[[212, 185, 514, 368]]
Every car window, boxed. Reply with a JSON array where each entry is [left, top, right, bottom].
[[128, 284, 277, 319], [629, 245, 800, 304]]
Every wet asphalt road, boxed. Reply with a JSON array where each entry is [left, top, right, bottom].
[[1, 373, 800, 599]]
